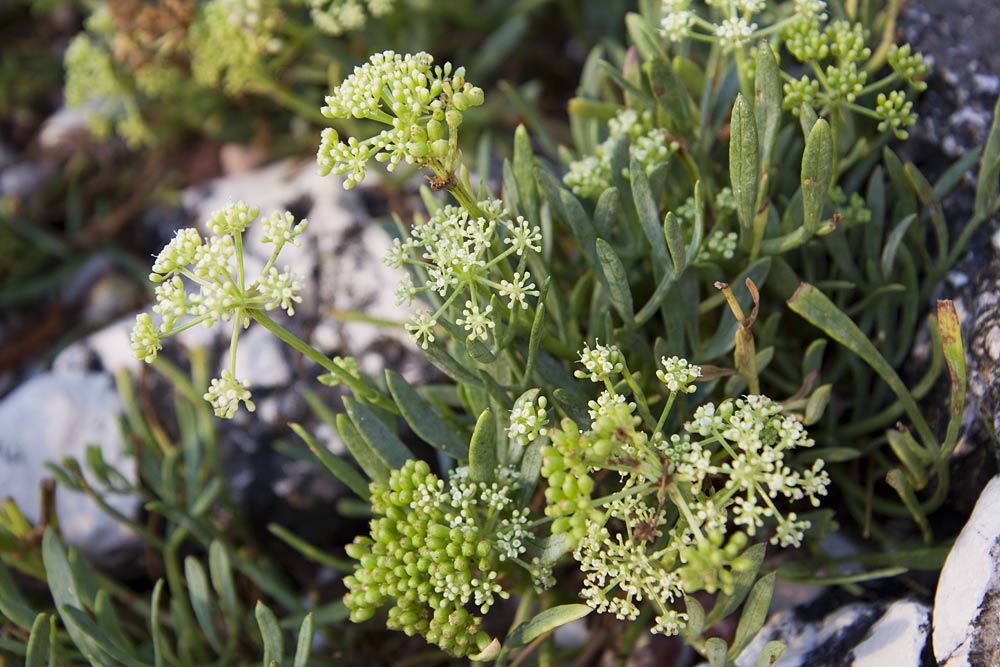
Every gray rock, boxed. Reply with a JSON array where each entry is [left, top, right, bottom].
[[733, 598, 929, 667], [231, 325, 293, 390], [182, 158, 432, 384], [933, 475, 1000, 667], [0, 372, 139, 563]]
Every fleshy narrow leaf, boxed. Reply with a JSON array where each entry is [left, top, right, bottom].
[[729, 94, 760, 233], [209, 541, 239, 618], [507, 604, 592, 647], [42, 530, 108, 666], [596, 238, 635, 324], [293, 613, 314, 667], [801, 119, 833, 234], [704, 543, 766, 626], [664, 211, 687, 274], [626, 12, 666, 63], [386, 370, 468, 459], [975, 95, 1000, 217], [729, 572, 776, 659], [787, 283, 936, 449], [754, 41, 783, 173], [343, 396, 413, 471], [26, 613, 50, 667], [630, 157, 672, 274], [149, 580, 169, 667], [804, 384, 832, 425], [753, 641, 786, 667], [682, 596, 706, 643], [0, 561, 36, 630], [706, 637, 729, 667], [880, 213, 917, 279], [647, 57, 693, 132], [185, 557, 222, 652], [469, 408, 498, 482], [593, 187, 620, 240], [937, 300, 966, 458], [335, 412, 389, 484], [290, 422, 370, 498], [256, 601, 283, 667]]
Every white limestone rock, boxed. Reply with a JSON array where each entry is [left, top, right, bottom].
[[0, 371, 138, 561], [933, 475, 1000, 667], [730, 598, 929, 667]]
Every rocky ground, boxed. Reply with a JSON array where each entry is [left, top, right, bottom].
[[1, 1, 1000, 665]]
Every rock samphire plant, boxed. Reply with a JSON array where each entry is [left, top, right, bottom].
[[6, 0, 1000, 665]]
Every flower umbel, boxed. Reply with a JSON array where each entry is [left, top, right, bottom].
[[317, 50, 484, 188], [130, 201, 308, 418]]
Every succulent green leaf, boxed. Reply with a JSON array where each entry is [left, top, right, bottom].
[[626, 12, 666, 63], [469, 408, 498, 482], [887, 428, 930, 489], [682, 596, 706, 643], [754, 42, 783, 173], [938, 300, 967, 458], [630, 157, 672, 274], [729, 94, 760, 233], [729, 571, 776, 659], [593, 187, 620, 240], [209, 541, 239, 618], [706, 637, 729, 667], [787, 283, 936, 450], [335, 412, 389, 484], [293, 613, 314, 667], [42, 530, 109, 666], [647, 57, 693, 132], [664, 211, 686, 274], [343, 396, 413, 471], [508, 604, 592, 647], [26, 613, 50, 667], [185, 557, 222, 652], [256, 601, 283, 667], [804, 384, 832, 425], [290, 422, 369, 498], [704, 542, 766, 627], [976, 95, 1000, 217], [386, 370, 468, 459], [149, 580, 168, 667], [596, 238, 635, 324], [801, 119, 833, 234], [753, 641, 787, 667], [0, 560, 36, 630]]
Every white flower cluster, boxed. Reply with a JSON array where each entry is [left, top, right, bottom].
[[574, 494, 688, 634], [574, 341, 626, 383], [666, 395, 830, 547], [317, 50, 484, 188], [564, 109, 675, 199], [129, 202, 307, 418], [385, 199, 541, 348], [656, 356, 701, 393], [508, 394, 549, 449], [658, 0, 827, 52]]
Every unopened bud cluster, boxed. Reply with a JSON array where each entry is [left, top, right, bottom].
[[780, 12, 928, 137], [343, 460, 528, 656], [317, 50, 484, 188]]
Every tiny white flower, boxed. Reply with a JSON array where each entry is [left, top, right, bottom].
[[130, 313, 162, 363], [204, 370, 255, 419]]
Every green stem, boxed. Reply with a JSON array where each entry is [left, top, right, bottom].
[[249, 309, 398, 414]]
